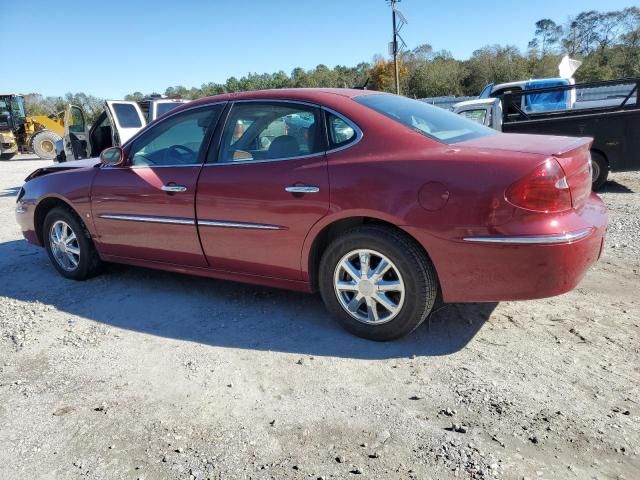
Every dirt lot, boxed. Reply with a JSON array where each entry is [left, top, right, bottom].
[[0, 155, 639, 480]]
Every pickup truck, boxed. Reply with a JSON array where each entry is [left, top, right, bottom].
[[57, 98, 188, 162], [453, 77, 640, 189]]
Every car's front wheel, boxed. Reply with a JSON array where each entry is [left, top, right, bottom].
[[43, 207, 102, 280], [319, 225, 438, 341]]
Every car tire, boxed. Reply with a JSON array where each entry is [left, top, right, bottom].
[[31, 130, 62, 160], [0, 152, 17, 160], [318, 224, 438, 341], [43, 207, 103, 280], [591, 151, 608, 191]]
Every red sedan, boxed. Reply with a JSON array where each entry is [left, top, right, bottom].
[[15, 89, 607, 340]]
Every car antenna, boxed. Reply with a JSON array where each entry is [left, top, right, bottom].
[[354, 77, 370, 90]]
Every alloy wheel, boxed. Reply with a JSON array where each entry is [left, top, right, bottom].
[[333, 249, 405, 325], [49, 220, 80, 272]]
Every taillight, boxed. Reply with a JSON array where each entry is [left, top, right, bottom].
[[506, 159, 572, 213]]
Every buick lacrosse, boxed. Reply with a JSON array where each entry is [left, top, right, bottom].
[[16, 89, 607, 340]]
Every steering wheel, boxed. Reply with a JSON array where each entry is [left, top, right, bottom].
[[163, 144, 196, 164]]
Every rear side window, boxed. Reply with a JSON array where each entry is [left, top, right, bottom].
[[327, 113, 357, 148], [458, 108, 487, 125], [217, 102, 323, 163], [111, 103, 142, 128], [354, 94, 494, 144]]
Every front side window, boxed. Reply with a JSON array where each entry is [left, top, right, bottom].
[[129, 106, 221, 166], [112, 103, 142, 128], [218, 102, 322, 163], [354, 94, 495, 144]]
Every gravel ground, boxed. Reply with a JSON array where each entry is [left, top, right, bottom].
[[1, 155, 639, 480]]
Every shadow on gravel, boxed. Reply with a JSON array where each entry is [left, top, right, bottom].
[[599, 181, 634, 194], [0, 240, 493, 359]]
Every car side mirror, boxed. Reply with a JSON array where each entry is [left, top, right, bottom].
[[100, 146, 125, 167]]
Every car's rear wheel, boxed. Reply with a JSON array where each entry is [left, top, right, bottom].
[[591, 151, 608, 191], [43, 207, 102, 280], [319, 225, 438, 341]]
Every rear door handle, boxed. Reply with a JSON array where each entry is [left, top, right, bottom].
[[161, 184, 187, 193], [285, 185, 320, 194]]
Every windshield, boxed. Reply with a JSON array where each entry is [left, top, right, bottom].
[[355, 94, 495, 144], [156, 102, 185, 119], [479, 83, 494, 99], [10, 96, 26, 120]]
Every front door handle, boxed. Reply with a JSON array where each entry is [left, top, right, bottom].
[[161, 184, 187, 193], [285, 185, 320, 194]]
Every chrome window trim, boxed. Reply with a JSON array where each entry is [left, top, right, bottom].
[[98, 214, 195, 225], [98, 214, 283, 231], [106, 98, 364, 170], [203, 151, 326, 167], [102, 163, 202, 170], [463, 228, 593, 245], [198, 220, 284, 230]]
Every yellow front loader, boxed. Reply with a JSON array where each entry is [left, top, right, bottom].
[[0, 94, 65, 160]]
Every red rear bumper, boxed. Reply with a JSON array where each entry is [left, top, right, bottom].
[[405, 193, 607, 303]]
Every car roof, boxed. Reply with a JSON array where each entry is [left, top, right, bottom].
[[453, 98, 498, 108], [183, 88, 382, 109]]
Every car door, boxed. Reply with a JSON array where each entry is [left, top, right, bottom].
[[196, 101, 330, 281], [63, 104, 90, 160], [104, 100, 147, 145], [91, 104, 225, 267]]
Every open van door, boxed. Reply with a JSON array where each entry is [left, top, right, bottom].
[[452, 98, 503, 131], [104, 100, 146, 145], [62, 104, 90, 160]]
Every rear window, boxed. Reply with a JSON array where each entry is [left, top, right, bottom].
[[111, 103, 142, 128], [355, 94, 495, 144]]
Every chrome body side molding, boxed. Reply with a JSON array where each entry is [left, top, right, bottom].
[[99, 214, 283, 230], [463, 228, 593, 245], [197, 220, 284, 230], [98, 214, 195, 225]]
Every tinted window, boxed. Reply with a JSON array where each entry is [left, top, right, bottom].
[[129, 106, 221, 166], [69, 106, 85, 133], [218, 103, 322, 163], [112, 103, 142, 128], [156, 102, 185, 119], [355, 94, 495, 144], [327, 113, 357, 148]]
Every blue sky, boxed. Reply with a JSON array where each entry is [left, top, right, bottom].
[[4, 0, 635, 98]]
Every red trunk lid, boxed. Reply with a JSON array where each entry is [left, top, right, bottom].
[[461, 133, 593, 210]]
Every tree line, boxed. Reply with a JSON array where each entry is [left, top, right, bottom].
[[25, 6, 640, 124]]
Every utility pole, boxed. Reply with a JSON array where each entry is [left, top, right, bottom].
[[392, 4, 400, 94], [387, 0, 407, 95]]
